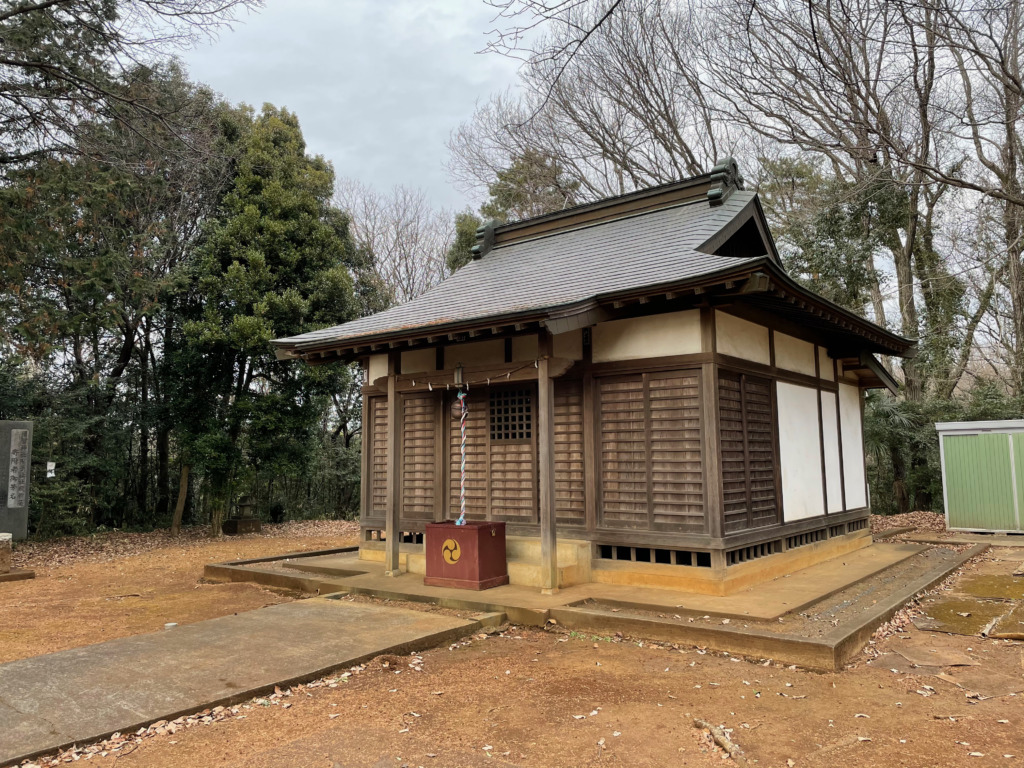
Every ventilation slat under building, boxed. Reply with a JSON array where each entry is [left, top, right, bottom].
[[596, 544, 711, 568]]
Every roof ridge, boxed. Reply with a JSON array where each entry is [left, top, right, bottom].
[[473, 159, 746, 257], [485, 190, 738, 253]]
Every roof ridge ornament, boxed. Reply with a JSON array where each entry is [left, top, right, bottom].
[[707, 157, 744, 207], [471, 219, 501, 259]]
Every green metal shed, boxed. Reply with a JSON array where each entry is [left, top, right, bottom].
[[937, 420, 1024, 533]]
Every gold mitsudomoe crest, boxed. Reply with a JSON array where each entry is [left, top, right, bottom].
[[441, 538, 461, 565]]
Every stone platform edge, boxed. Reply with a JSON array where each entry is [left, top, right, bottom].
[[203, 546, 359, 594], [202, 542, 985, 671], [569, 541, 926, 622], [873, 526, 916, 540], [550, 543, 986, 671]]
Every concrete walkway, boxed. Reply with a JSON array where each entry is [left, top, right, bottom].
[[0, 598, 481, 767]]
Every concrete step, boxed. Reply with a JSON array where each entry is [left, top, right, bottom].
[[504, 537, 589, 566], [508, 561, 586, 588]]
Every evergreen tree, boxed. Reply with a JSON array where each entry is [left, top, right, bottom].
[[0, 63, 233, 531], [445, 151, 580, 274], [445, 210, 484, 273], [480, 149, 580, 223], [174, 104, 362, 534]]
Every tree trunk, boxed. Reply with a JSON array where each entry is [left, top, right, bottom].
[[171, 463, 190, 536], [155, 314, 173, 522], [156, 426, 170, 521], [892, 209, 923, 402], [137, 340, 149, 518], [891, 445, 910, 516], [1004, 196, 1024, 395], [209, 475, 227, 537]]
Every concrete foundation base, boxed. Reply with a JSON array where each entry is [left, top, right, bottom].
[[359, 530, 871, 595], [0, 568, 34, 583], [0, 508, 28, 541]]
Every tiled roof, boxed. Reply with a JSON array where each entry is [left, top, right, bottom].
[[275, 191, 762, 351]]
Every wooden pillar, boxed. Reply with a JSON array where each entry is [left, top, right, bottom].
[[538, 330, 558, 593], [359, 368, 369, 525], [815, 345, 828, 514], [700, 307, 724, 543], [582, 371, 597, 533], [384, 352, 401, 576]]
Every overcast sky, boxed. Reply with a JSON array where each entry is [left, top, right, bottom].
[[180, 0, 521, 210]]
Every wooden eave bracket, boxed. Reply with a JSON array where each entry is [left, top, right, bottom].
[[835, 352, 900, 393], [737, 272, 771, 293], [543, 302, 611, 335], [859, 351, 900, 394]]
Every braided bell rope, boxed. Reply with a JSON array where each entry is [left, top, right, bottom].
[[456, 389, 467, 525]]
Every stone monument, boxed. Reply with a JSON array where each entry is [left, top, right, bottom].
[[0, 421, 33, 541]]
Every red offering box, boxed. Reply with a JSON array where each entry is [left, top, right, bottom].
[[424, 521, 509, 590]]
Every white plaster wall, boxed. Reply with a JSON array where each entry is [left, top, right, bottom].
[[715, 311, 770, 365], [368, 354, 388, 384], [818, 347, 834, 381], [777, 382, 826, 521], [512, 334, 538, 361], [401, 348, 435, 374], [820, 391, 844, 513], [774, 332, 817, 376], [444, 339, 504, 369], [592, 310, 700, 363], [839, 383, 868, 508], [553, 329, 583, 360]]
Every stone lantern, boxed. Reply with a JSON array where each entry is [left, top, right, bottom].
[[222, 494, 262, 535]]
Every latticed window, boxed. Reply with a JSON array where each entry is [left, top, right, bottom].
[[489, 388, 533, 441]]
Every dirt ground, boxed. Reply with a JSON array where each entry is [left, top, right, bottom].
[[48, 620, 1024, 768], [0, 521, 358, 664], [5, 519, 1024, 768]]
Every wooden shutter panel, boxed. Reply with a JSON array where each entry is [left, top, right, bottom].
[[488, 387, 537, 522], [369, 396, 388, 517], [598, 375, 649, 525], [598, 371, 705, 532], [554, 379, 585, 525], [448, 393, 488, 520], [744, 376, 778, 527], [401, 392, 436, 521], [719, 372, 747, 532], [490, 440, 536, 521], [649, 371, 704, 531], [719, 371, 778, 533]]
